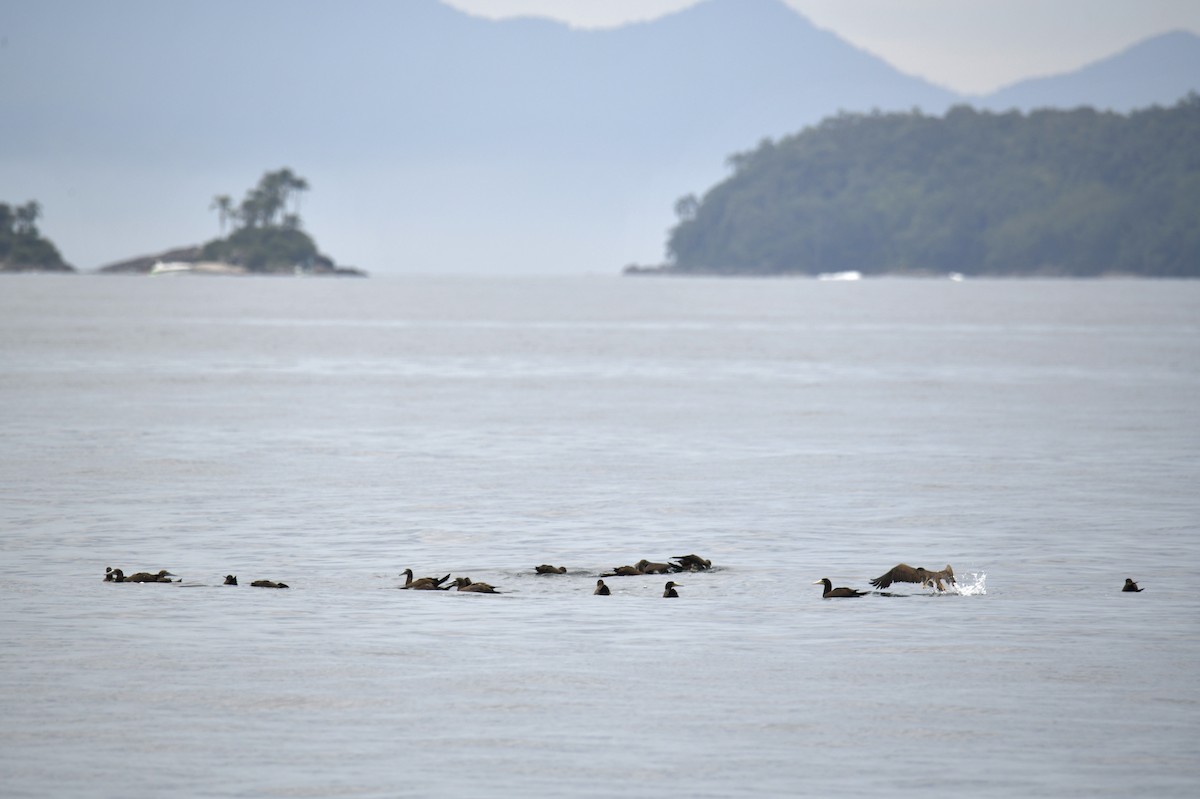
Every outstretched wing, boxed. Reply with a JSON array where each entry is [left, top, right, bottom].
[[869, 563, 925, 589]]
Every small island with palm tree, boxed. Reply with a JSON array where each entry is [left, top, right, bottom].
[[100, 168, 365, 276], [0, 201, 75, 273]]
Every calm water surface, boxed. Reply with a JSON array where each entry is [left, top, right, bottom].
[[1, 275, 1197, 797]]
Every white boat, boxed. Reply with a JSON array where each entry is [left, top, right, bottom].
[[149, 260, 246, 276], [149, 260, 194, 275]]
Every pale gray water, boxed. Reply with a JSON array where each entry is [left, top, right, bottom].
[[1, 274, 1197, 797]]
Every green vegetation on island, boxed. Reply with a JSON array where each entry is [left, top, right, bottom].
[[101, 168, 364, 275], [643, 94, 1200, 277], [0, 201, 74, 272], [203, 168, 329, 273]]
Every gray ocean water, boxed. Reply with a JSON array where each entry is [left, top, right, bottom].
[[1, 274, 1197, 797]]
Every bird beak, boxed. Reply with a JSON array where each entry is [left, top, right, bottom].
[[811, 579, 823, 585]]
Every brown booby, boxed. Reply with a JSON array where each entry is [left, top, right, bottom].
[[535, 565, 567, 574], [813, 578, 868, 598], [452, 577, 500, 593], [663, 581, 681, 598], [594, 579, 610, 595], [399, 568, 451, 590], [1122, 578, 1144, 592], [250, 579, 288, 588], [869, 563, 955, 591], [637, 559, 673, 575], [123, 569, 176, 583], [602, 565, 643, 577], [671, 554, 712, 571]]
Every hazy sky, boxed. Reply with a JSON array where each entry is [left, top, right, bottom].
[[443, 0, 1200, 94]]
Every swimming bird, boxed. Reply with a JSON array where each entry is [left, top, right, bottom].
[[869, 563, 955, 592], [399, 568, 451, 590], [594, 579, 610, 595], [637, 559, 674, 575], [535, 564, 567, 574], [671, 554, 712, 571], [123, 569, 176, 583], [663, 581, 681, 598], [452, 577, 500, 593], [250, 579, 288, 588], [224, 575, 238, 585], [813, 578, 868, 598], [1123, 578, 1144, 592], [602, 564, 643, 577], [104, 567, 124, 582]]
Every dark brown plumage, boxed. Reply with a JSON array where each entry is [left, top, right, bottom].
[[869, 563, 955, 591], [594, 579, 610, 595], [813, 578, 868, 598], [1123, 578, 1144, 592], [602, 565, 643, 577], [224, 575, 238, 585], [534, 564, 567, 574], [663, 581, 681, 598], [453, 577, 500, 593], [671, 554, 712, 571], [638, 559, 673, 575], [399, 568, 451, 590], [123, 569, 176, 583]]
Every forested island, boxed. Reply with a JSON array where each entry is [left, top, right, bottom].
[[0, 202, 74, 272], [101, 169, 364, 276], [635, 94, 1200, 277]]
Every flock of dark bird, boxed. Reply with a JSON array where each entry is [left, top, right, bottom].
[[390, 554, 714, 597], [103, 562, 1145, 597], [104, 567, 289, 588]]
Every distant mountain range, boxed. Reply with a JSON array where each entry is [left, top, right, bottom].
[[2, 0, 1197, 274], [979, 29, 1200, 112]]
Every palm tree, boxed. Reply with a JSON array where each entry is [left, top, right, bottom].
[[260, 168, 309, 226], [14, 200, 41, 235], [210, 195, 234, 236], [217, 169, 312, 232], [279, 169, 309, 221], [239, 190, 269, 229]]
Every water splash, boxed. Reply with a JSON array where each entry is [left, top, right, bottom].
[[952, 572, 987, 596]]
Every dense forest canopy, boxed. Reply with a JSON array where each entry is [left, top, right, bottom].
[[660, 94, 1200, 277], [0, 201, 73, 272]]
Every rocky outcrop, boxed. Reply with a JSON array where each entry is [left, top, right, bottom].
[[97, 246, 204, 274]]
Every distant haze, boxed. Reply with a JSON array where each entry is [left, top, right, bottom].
[[446, 0, 1200, 94], [2, 0, 1197, 275]]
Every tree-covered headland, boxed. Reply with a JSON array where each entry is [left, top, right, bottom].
[[0, 201, 74, 272], [649, 94, 1200, 277]]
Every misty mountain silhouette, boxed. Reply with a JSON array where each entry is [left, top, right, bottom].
[[982, 30, 1200, 111], [4, 0, 1196, 273]]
